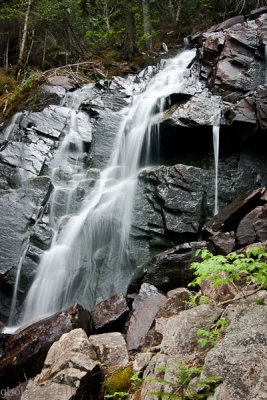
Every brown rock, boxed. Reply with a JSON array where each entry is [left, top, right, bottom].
[[91, 292, 129, 333], [200, 272, 239, 304], [254, 204, 267, 241], [126, 284, 166, 351], [207, 16, 245, 32], [236, 206, 263, 247], [226, 95, 257, 126], [21, 328, 100, 400], [0, 304, 93, 391], [88, 332, 129, 368], [208, 231, 236, 255], [203, 188, 265, 236]]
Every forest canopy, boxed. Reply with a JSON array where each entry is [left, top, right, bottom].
[[0, 0, 266, 70]]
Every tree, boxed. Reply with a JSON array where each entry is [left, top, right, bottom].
[[122, 0, 140, 59], [142, 0, 152, 49]]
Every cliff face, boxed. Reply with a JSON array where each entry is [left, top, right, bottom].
[[0, 9, 266, 324]]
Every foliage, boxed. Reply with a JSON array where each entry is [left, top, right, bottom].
[[145, 360, 221, 399], [197, 318, 228, 348], [184, 293, 210, 309], [189, 247, 267, 290]]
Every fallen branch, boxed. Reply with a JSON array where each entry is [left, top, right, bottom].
[[218, 285, 264, 307]]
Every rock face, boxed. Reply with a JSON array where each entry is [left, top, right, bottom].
[[202, 305, 267, 400], [0, 304, 93, 391], [21, 328, 100, 400]]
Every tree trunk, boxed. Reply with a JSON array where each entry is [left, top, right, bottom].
[[25, 30, 34, 66], [17, 0, 32, 68], [102, 0, 110, 30], [142, 0, 153, 50], [176, 0, 181, 23], [42, 31, 47, 70], [122, 0, 140, 59], [5, 34, 9, 71]]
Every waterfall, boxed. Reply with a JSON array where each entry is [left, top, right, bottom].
[[8, 49, 196, 328], [213, 125, 220, 216]]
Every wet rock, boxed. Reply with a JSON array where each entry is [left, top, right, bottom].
[[254, 85, 267, 130], [0, 304, 93, 390], [203, 188, 265, 236], [236, 206, 263, 247], [127, 241, 209, 295], [21, 328, 99, 400], [46, 76, 77, 90], [160, 304, 223, 357], [126, 283, 166, 351], [226, 94, 257, 126], [202, 305, 267, 400], [41, 85, 66, 105], [88, 332, 129, 368], [207, 16, 245, 32], [208, 231, 236, 255], [248, 7, 267, 20], [91, 292, 129, 333]]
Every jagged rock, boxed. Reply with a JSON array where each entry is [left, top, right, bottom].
[[21, 328, 100, 400], [88, 332, 129, 368], [208, 231, 236, 255], [3, 382, 27, 400], [254, 85, 267, 130], [236, 206, 264, 247], [140, 353, 171, 400], [200, 272, 240, 304], [203, 188, 265, 236], [226, 95, 257, 126], [126, 283, 166, 351], [46, 76, 77, 89], [207, 16, 245, 32], [160, 304, 223, 357], [202, 305, 267, 400], [0, 176, 53, 320], [0, 304, 93, 391], [127, 241, 209, 295], [91, 292, 129, 333], [248, 7, 267, 20], [133, 352, 153, 373], [41, 85, 66, 105]]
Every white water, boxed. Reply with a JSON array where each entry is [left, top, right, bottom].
[[2, 112, 23, 140], [213, 125, 220, 216], [8, 49, 196, 328]]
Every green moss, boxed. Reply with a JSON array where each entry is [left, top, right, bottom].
[[0, 74, 17, 95], [104, 366, 133, 396]]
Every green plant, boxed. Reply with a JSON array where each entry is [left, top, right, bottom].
[[197, 318, 228, 348], [104, 366, 133, 398], [145, 360, 220, 399], [189, 247, 267, 290], [184, 293, 210, 309]]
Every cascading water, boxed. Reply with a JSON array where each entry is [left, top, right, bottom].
[[9, 49, 196, 328]]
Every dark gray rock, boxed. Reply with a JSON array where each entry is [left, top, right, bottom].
[[207, 16, 245, 32], [126, 283, 166, 351], [127, 241, 209, 295], [208, 231, 236, 255], [91, 292, 129, 333], [0, 177, 53, 321]]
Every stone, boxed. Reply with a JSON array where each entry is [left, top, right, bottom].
[[203, 188, 265, 236], [254, 85, 267, 130], [21, 329, 99, 400], [226, 95, 257, 126], [126, 284, 166, 351], [160, 304, 223, 357], [0, 304, 93, 391], [140, 353, 171, 400], [46, 76, 77, 89], [133, 352, 153, 373], [91, 292, 129, 333], [202, 305, 267, 400], [207, 16, 245, 32], [200, 272, 239, 304], [88, 332, 129, 368], [127, 241, 209, 295], [236, 206, 263, 247], [208, 232, 236, 255]]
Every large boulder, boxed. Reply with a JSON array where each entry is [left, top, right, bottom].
[[21, 328, 100, 400], [202, 305, 267, 400], [127, 241, 209, 295], [0, 304, 93, 390]]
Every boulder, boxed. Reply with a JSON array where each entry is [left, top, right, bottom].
[[0, 304, 93, 391], [207, 16, 245, 33], [203, 188, 265, 236], [208, 231, 236, 255], [127, 241, 209, 295], [21, 329, 99, 400], [160, 304, 223, 357], [200, 272, 239, 304], [126, 283, 166, 351], [133, 352, 153, 373], [202, 305, 267, 400], [88, 332, 129, 368], [236, 206, 264, 247], [91, 292, 129, 333]]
